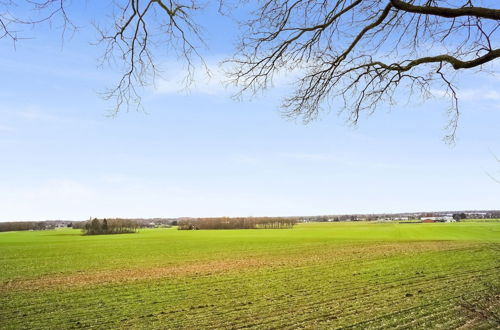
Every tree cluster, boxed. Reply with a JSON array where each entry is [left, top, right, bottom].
[[81, 218, 139, 235], [452, 213, 467, 221], [177, 217, 297, 230]]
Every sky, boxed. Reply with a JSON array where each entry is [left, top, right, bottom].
[[0, 2, 499, 221]]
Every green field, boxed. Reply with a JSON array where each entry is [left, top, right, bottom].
[[1, 222, 499, 329]]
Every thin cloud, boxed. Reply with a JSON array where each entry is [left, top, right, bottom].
[[431, 87, 500, 102], [459, 89, 500, 101], [0, 124, 12, 132], [154, 58, 305, 96], [0, 105, 104, 126], [154, 59, 231, 96], [0, 56, 109, 83]]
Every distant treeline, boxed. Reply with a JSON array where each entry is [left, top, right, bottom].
[[0, 218, 175, 233], [1, 211, 499, 233], [0, 221, 49, 232], [0, 221, 74, 232], [77, 218, 139, 235], [177, 217, 297, 230]]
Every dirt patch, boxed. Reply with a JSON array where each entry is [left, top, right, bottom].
[[0, 241, 475, 292]]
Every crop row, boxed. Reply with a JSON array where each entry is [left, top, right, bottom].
[[1, 243, 498, 329]]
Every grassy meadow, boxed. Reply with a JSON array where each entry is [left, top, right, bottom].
[[0, 222, 499, 329]]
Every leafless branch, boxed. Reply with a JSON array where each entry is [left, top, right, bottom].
[[2, 0, 499, 141], [96, 0, 206, 114], [228, 0, 500, 142], [0, 0, 76, 43]]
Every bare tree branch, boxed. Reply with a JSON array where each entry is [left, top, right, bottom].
[[1, 0, 499, 143], [371, 49, 500, 71], [390, 0, 500, 20], [96, 0, 206, 114], [1, 0, 206, 114], [228, 0, 500, 142], [0, 0, 76, 43]]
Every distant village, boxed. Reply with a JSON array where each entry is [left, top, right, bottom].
[[0, 210, 499, 232], [298, 210, 499, 223]]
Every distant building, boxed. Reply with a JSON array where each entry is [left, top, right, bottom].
[[466, 212, 487, 219], [421, 216, 454, 223]]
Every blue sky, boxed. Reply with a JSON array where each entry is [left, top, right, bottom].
[[0, 3, 499, 221]]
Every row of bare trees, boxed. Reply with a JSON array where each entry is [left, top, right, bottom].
[[177, 217, 297, 230], [0, 221, 48, 232], [77, 218, 139, 235]]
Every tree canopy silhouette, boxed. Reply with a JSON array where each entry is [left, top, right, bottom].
[[1, 1, 498, 141]]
